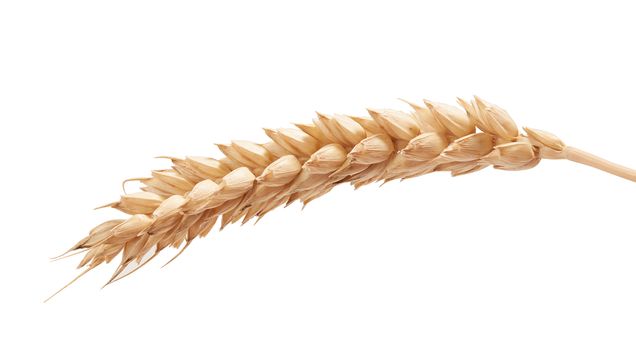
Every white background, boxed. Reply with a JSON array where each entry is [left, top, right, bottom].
[[2, 1, 635, 349]]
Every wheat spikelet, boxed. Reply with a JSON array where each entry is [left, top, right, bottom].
[[46, 96, 636, 301]]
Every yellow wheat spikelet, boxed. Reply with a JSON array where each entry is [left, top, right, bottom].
[[46, 96, 636, 301]]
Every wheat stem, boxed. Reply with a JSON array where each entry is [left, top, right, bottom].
[[564, 147, 636, 182]]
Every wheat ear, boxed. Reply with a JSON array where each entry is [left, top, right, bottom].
[[46, 96, 636, 301]]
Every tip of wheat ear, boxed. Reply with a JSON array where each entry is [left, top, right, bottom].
[[45, 96, 636, 302]]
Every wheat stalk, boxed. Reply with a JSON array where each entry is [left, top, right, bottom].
[[46, 96, 636, 301]]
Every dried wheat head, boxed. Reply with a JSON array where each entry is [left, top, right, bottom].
[[46, 96, 636, 301]]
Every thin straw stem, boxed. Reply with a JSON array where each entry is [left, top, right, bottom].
[[565, 147, 636, 182]]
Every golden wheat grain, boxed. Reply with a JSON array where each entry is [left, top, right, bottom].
[[46, 96, 636, 301]]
